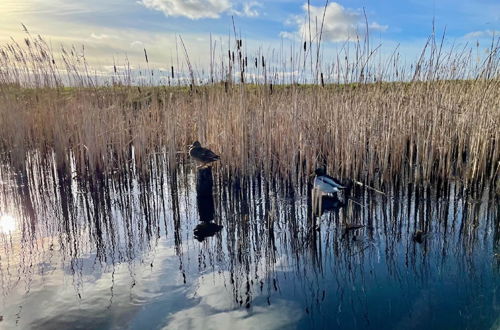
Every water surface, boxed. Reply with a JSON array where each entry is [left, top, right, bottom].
[[0, 160, 498, 329]]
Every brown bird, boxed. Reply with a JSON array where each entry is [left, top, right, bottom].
[[189, 141, 220, 168]]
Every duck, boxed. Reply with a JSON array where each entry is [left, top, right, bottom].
[[189, 141, 220, 168], [311, 167, 345, 215], [312, 167, 345, 194]]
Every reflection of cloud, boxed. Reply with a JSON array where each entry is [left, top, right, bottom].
[[164, 271, 303, 329], [0, 242, 179, 329], [0, 214, 16, 234], [140, 0, 231, 19], [283, 2, 387, 42]]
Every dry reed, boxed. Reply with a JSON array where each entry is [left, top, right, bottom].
[[0, 30, 499, 190]]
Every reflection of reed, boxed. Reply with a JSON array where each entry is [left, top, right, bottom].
[[0, 155, 498, 327]]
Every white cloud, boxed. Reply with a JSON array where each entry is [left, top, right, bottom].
[[130, 40, 144, 47], [463, 29, 499, 39], [279, 31, 297, 40], [233, 2, 262, 18], [283, 2, 387, 42], [369, 22, 388, 32], [139, 0, 231, 19], [90, 33, 118, 40]]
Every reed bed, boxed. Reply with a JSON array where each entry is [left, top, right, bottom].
[[0, 31, 499, 190]]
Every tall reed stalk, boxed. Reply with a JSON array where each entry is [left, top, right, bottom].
[[0, 30, 498, 190]]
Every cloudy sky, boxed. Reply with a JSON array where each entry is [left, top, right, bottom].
[[1, 0, 499, 72]]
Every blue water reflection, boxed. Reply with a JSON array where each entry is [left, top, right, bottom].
[[0, 160, 498, 329]]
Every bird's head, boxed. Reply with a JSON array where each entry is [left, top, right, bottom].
[[314, 167, 326, 176], [309, 167, 326, 178], [190, 141, 202, 149]]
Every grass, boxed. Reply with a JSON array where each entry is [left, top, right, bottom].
[[0, 30, 499, 191]]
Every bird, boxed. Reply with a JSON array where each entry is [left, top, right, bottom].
[[189, 141, 220, 168], [312, 167, 345, 194], [311, 167, 345, 215]]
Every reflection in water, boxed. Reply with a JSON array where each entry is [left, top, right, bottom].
[[0, 214, 16, 234], [194, 167, 223, 241], [312, 194, 345, 216], [193, 222, 223, 242], [0, 155, 498, 329], [197, 195, 215, 222]]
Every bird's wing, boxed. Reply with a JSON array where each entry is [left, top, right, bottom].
[[199, 147, 220, 161], [314, 176, 340, 193], [317, 175, 344, 189], [320, 175, 345, 189]]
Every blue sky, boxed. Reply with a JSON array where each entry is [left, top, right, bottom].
[[1, 0, 499, 73]]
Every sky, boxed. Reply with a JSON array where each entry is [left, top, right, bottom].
[[1, 0, 499, 80]]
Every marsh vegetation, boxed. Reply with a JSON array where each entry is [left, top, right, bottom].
[[0, 27, 499, 329], [0, 30, 499, 191]]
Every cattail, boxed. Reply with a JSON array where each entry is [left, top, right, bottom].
[[0, 32, 497, 189]]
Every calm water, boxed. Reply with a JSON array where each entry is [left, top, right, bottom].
[[0, 159, 498, 330]]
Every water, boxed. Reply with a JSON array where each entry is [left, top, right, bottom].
[[0, 159, 498, 330]]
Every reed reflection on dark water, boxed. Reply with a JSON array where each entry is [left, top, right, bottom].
[[0, 154, 498, 329]]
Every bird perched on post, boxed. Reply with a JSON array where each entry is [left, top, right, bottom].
[[189, 141, 220, 168]]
